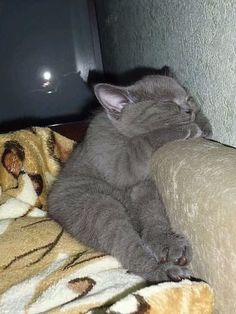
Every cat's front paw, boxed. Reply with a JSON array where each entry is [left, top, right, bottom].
[[149, 233, 192, 267]]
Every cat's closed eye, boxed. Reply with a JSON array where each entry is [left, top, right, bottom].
[[186, 109, 192, 114]]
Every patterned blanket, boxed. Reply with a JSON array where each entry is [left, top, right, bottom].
[[0, 127, 214, 313]]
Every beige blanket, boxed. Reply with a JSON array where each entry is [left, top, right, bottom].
[[0, 127, 213, 313]]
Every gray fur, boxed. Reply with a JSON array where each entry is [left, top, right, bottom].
[[48, 75, 210, 282]]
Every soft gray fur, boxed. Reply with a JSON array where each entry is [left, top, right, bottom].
[[48, 75, 210, 282]]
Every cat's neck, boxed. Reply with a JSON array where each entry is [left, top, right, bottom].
[[85, 112, 153, 187]]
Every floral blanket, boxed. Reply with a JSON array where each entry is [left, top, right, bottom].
[[0, 127, 214, 313]]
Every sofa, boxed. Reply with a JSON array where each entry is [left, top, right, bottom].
[[3, 123, 234, 313], [151, 138, 236, 314]]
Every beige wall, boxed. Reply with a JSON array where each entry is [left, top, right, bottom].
[[96, 0, 236, 147]]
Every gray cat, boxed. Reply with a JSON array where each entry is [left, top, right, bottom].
[[48, 74, 209, 282]]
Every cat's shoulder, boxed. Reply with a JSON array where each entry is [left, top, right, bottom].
[[87, 112, 121, 141], [90, 112, 111, 130]]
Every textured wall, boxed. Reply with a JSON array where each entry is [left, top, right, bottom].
[[96, 0, 236, 147]]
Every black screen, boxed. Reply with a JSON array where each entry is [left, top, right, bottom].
[[0, 0, 102, 131]]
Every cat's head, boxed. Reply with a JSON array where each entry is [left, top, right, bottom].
[[94, 75, 199, 137]]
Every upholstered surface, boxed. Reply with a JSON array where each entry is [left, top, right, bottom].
[[151, 138, 236, 314]]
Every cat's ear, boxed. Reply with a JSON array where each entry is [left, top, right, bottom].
[[94, 84, 132, 119], [158, 66, 176, 78], [158, 66, 171, 76]]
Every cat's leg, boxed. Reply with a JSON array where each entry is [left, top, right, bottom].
[[129, 179, 192, 281], [48, 176, 174, 282]]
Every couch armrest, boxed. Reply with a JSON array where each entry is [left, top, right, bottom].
[[151, 138, 236, 314]]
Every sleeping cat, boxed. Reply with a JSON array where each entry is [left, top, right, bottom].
[[48, 74, 209, 282]]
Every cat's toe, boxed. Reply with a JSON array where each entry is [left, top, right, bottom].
[[165, 234, 192, 266], [168, 245, 190, 266], [176, 254, 187, 266], [159, 246, 169, 263]]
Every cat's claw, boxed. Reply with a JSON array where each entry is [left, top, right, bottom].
[[136, 262, 192, 283], [166, 265, 191, 282]]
